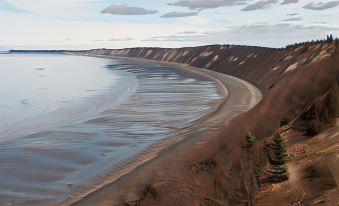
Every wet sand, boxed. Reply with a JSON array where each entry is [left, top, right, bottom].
[[0, 54, 225, 205], [67, 56, 262, 206]]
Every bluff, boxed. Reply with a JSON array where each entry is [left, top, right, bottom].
[[72, 41, 339, 205]]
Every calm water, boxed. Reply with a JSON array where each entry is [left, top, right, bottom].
[[0, 54, 222, 205]]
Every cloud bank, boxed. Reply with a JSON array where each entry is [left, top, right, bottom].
[[161, 11, 198, 18], [280, 0, 299, 5], [303, 1, 339, 10], [168, 0, 247, 10], [241, 0, 278, 11], [101, 4, 158, 15], [282, 17, 302, 21]]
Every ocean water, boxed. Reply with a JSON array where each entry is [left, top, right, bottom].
[[0, 54, 222, 205]]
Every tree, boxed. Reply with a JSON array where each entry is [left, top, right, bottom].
[[243, 131, 256, 155], [268, 132, 289, 183], [327, 34, 334, 42], [243, 131, 257, 205]]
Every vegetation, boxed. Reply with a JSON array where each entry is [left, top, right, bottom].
[[300, 87, 338, 135], [243, 131, 256, 155], [268, 132, 289, 183], [284, 34, 337, 49]]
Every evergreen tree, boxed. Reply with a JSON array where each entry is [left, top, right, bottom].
[[243, 131, 256, 155], [327, 34, 334, 42], [268, 133, 289, 183]]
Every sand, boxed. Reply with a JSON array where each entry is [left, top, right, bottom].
[[0, 55, 224, 206], [65, 56, 262, 206]]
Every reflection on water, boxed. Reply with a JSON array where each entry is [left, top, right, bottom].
[[0, 55, 222, 205], [0, 54, 137, 138]]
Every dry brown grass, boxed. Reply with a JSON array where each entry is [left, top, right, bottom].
[[70, 41, 339, 205]]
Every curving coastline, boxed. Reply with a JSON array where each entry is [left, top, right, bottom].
[[64, 41, 339, 205], [2, 40, 338, 205], [66, 55, 262, 206]]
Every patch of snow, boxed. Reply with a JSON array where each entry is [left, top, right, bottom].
[[284, 55, 293, 61], [183, 50, 190, 56], [272, 66, 279, 71], [228, 56, 239, 62], [212, 55, 219, 62], [162, 52, 169, 60], [190, 57, 198, 63], [284, 63, 299, 73], [200, 51, 214, 57], [311, 50, 332, 63], [146, 50, 152, 56], [137, 49, 144, 56], [206, 62, 212, 68]]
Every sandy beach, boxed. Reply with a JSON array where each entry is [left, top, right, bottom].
[[67, 56, 262, 206], [3, 2, 339, 204], [0, 54, 227, 205]]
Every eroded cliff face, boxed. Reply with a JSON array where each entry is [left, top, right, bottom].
[[72, 42, 339, 205], [78, 42, 337, 93]]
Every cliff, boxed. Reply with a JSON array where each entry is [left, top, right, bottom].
[[77, 43, 335, 92], [72, 41, 339, 205]]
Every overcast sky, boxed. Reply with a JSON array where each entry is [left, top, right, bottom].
[[1, 0, 339, 50]]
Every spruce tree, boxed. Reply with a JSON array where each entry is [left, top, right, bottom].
[[268, 133, 289, 183], [327, 34, 334, 42], [244, 131, 256, 155]]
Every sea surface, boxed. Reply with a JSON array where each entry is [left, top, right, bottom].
[[0, 53, 222, 205]]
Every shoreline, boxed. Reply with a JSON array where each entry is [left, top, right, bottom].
[[65, 54, 262, 206]]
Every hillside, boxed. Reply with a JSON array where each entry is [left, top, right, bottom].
[[72, 41, 339, 205]]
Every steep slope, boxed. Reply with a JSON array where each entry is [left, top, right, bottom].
[[78, 42, 336, 92], [71, 41, 339, 205]]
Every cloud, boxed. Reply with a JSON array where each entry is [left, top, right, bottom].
[[287, 13, 299, 16], [94, 37, 135, 42], [143, 34, 207, 42], [142, 31, 216, 42], [101, 4, 158, 15], [202, 31, 219, 35], [241, 0, 278, 11], [313, 21, 328, 24], [0, 0, 26, 12], [209, 23, 339, 47], [282, 17, 302, 21], [303, 1, 339, 10], [185, 16, 208, 24], [6, 0, 104, 16], [161, 11, 198, 18], [142, 22, 338, 48], [280, 0, 298, 5], [109, 37, 135, 41], [168, 0, 247, 10], [177, 31, 198, 34]]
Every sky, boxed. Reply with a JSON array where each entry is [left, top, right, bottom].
[[0, 0, 339, 50]]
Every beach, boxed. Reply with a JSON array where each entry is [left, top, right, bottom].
[[68, 56, 262, 206], [0, 53, 227, 205]]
